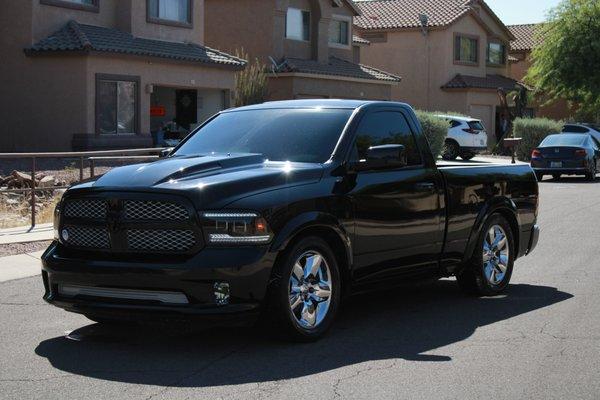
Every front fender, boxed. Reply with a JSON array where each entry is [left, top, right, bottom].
[[270, 211, 353, 269], [462, 196, 521, 264]]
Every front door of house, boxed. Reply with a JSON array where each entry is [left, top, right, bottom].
[[176, 89, 197, 130]]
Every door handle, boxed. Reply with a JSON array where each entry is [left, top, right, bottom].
[[415, 182, 435, 190]]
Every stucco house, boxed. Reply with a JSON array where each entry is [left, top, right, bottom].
[[0, 0, 245, 152], [354, 0, 526, 143], [204, 0, 401, 101], [508, 23, 572, 121]]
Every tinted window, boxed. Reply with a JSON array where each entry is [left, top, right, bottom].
[[174, 109, 353, 163], [541, 134, 587, 147], [353, 111, 422, 166], [468, 120, 485, 131], [450, 120, 461, 128], [563, 125, 589, 133]]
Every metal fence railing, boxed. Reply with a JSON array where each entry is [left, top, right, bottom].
[[0, 148, 166, 227]]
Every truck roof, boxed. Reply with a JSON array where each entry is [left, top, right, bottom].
[[225, 99, 412, 112]]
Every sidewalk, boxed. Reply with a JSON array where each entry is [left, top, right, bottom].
[[0, 223, 53, 245], [0, 251, 44, 283]]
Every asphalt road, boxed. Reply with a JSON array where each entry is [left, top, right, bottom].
[[1, 176, 599, 400]]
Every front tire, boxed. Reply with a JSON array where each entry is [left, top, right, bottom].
[[456, 214, 514, 296], [264, 236, 341, 342]]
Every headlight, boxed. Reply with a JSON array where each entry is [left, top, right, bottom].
[[53, 201, 61, 240], [200, 212, 273, 245]]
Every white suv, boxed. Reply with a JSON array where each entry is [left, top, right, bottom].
[[436, 115, 488, 161]]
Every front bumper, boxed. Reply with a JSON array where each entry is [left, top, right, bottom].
[[41, 242, 276, 325]]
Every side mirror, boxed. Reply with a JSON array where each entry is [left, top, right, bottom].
[[356, 144, 407, 171], [159, 148, 174, 158]]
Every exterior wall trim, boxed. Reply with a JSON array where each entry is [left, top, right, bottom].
[[94, 73, 142, 136], [270, 72, 398, 86]]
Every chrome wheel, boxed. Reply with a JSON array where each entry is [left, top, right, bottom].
[[482, 225, 509, 285], [288, 251, 332, 329]]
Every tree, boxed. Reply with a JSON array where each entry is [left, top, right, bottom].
[[233, 50, 268, 107], [526, 0, 600, 122]]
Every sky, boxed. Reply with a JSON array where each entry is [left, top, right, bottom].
[[484, 0, 562, 24]]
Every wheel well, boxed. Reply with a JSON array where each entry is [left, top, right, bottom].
[[445, 138, 459, 146], [493, 209, 520, 255], [277, 226, 351, 295]]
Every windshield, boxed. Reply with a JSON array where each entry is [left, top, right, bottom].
[[541, 134, 587, 147], [174, 108, 354, 163]]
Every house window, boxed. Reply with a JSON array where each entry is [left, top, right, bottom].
[[487, 41, 506, 65], [454, 35, 478, 64], [286, 8, 310, 41], [148, 0, 192, 27], [40, 0, 99, 12], [96, 75, 139, 135], [329, 18, 350, 46]]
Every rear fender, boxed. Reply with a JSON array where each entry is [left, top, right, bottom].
[[462, 197, 521, 265]]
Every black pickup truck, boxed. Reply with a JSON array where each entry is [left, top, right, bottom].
[[42, 100, 540, 341]]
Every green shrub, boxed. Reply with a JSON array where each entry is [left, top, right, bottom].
[[415, 110, 448, 158], [233, 50, 267, 107], [513, 117, 563, 161]]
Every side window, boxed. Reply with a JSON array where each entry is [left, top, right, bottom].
[[591, 136, 600, 150], [352, 111, 422, 166], [450, 120, 461, 128]]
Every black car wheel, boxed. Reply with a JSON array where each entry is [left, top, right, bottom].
[[535, 172, 544, 181], [586, 161, 597, 181], [265, 236, 341, 342], [552, 174, 561, 181], [442, 141, 459, 161], [456, 214, 514, 296], [460, 152, 476, 161]]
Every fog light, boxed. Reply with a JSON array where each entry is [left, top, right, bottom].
[[214, 282, 230, 306]]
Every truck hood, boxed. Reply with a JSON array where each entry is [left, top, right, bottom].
[[88, 153, 325, 209]]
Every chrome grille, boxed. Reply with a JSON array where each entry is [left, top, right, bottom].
[[64, 199, 107, 219], [124, 200, 190, 221], [63, 226, 110, 249], [127, 229, 196, 251]]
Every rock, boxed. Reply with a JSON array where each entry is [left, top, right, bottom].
[[12, 170, 33, 184], [39, 176, 55, 188]]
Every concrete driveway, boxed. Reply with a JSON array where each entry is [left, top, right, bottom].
[[1, 176, 598, 400]]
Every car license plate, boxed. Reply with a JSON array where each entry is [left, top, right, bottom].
[[550, 162, 562, 168]]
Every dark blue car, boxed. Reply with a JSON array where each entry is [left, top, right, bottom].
[[531, 133, 600, 181]]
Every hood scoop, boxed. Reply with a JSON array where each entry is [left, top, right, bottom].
[[94, 153, 266, 188]]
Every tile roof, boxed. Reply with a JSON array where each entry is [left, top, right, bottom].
[[354, 0, 472, 30], [442, 74, 528, 91], [353, 35, 371, 45], [354, 0, 514, 39], [25, 21, 246, 68], [508, 23, 543, 51], [274, 56, 401, 83]]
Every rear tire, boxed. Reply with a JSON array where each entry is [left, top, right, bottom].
[[552, 174, 561, 181], [442, 141, 460, 161], [264, 236, 341, 342], [586, 162, 596, 181], [535, 172, 544, 181], [460, 152, 476, 161], [456, 214, 514, 296]]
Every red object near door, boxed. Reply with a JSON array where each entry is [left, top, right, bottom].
[[151, 106, 166, 117]]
